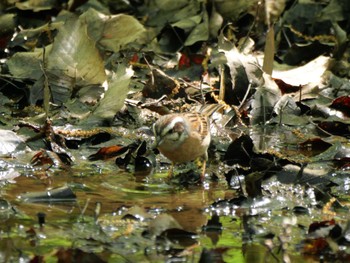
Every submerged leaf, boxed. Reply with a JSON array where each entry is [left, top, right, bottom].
[[56, 248, 106, 263], [158, 228, 198, 247], [148, 214, 182, 237], [20, 185, 76, 203]]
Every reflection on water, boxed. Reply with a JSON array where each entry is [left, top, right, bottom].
[[0, 148, 335, 262]]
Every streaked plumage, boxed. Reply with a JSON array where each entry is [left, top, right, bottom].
[[153, 112, 210, 179]]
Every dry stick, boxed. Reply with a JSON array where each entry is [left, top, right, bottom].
[[80, 198, 90, 218], [199, 76, 205, 105], [239, 80, 252, 110], [143, 56, 155, 86], [94, 202, 101, 223], [139, 95, 168, 108], [279, 99, 289, 126], [218, 65, 225, 101], [282, 27, 292, 48], [177, 78, 213, 104], [311, 120, 334, 137], [262, 92, 267, 125], [169, 23, 185, 50]]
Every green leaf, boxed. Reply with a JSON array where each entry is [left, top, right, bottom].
[[6, 49, 44, 79], [184, 10, 209, 46], [82, 65, 133, 125], [80, 9, 145, 52], [48, 16, 106, 86]]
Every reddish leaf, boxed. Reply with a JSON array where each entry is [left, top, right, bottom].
[[88, 145, 128, 160], [30, 255, 45, 263], [308, 219, 336, 234], [178, 53, 191, 69], [318, 121, 350, 136], [178, 52, 205, 69], [273, 78, 301, 94], [31, 151, 55, 167], [0, 34, 12, 50], [56, 248, 106, 263], [330, 96, 350, 117], [303, 219, 337, 255], [332, 157, 350, 170], [130, 53, 139, 63], [30, 149, 71, 168], [189, 53, 205, 65], [303, 237, 329, 255]]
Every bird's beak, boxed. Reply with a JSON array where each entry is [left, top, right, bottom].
[[152, 123, 160, 150], [151, 136, 162, 150]]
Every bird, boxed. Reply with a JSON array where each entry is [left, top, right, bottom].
[[152, 112, 210, 181]]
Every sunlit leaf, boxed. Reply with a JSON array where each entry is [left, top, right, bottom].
[[218, 43, 263, 105], [0, 129, 28, 155], [15, 0, 57, 11], [272, 56, 329, 87], [47, 16, 106, 86], [215, 0, 256, 20], [80, 9, 145, 52], [27, 16, 107, 104], [82, 65, 133, 125], [209, 4, 223, 38]]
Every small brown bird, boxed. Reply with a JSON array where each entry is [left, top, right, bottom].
[[153, 112, 210, 180]]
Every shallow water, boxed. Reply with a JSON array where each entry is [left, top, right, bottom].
[[0, 126, 346, 262]]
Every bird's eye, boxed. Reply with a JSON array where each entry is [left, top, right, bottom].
[[161, 121, 184, 137], [167, 128, 175, 134]]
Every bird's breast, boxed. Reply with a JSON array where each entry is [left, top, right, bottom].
[[157, 134, 210, 163]]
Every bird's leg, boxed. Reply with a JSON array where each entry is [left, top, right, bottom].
[[194, 158, 206, 182], [168, 162, 174, 177], [200, 152, 208, 182], [200, 159, 206, 182]]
